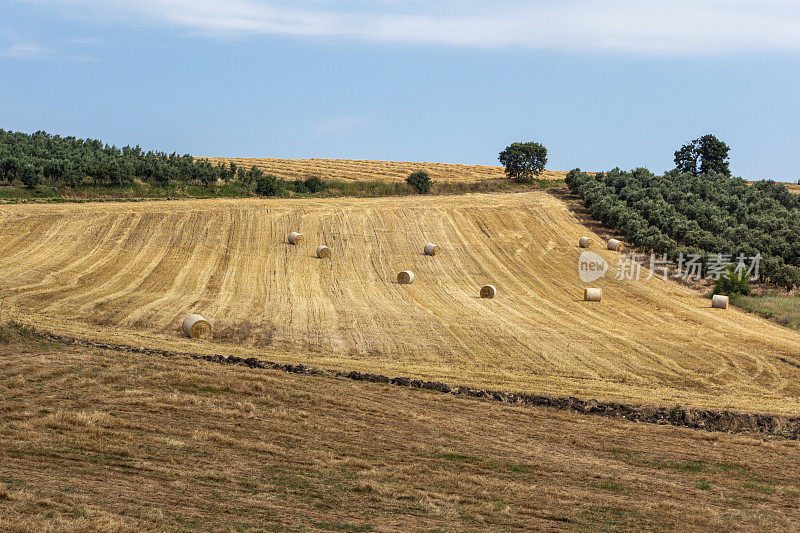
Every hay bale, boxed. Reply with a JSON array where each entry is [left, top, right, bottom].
[[397, 270, 415, 284], [584, 288, 602, 302], [288, 232, 304, 245], [480, 284, 497, 299], [607, 239, 623, 251], [182, 314, 212, 339], [424, 243, 439, 256], [316, 245, 330, 258], [579, 237, 592, 248], [712, 295, 729, 309]]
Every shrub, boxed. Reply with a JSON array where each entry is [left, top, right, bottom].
[[302, 176, 326, 194], [406, 171, 432, 194], [714, 265, 751, 296], [255, 174, 280, 196]]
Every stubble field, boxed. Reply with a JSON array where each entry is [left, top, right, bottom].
[[3, 328, 799, 532], [204, 156, 569, 183], [2, 190, 800, 415]]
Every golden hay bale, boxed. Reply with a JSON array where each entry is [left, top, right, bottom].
[[182, 314, 212, 339], [712, 295, 729, 309], [424, 243, 439, 256], [397, 270, 415, 284], [316, 245, 330, 258], [480, 284, 497, 299], [288, 232, 304, 245], [579, 236, 592, 248], [584, 288, 602, 302], [607, 239, 623, 251]]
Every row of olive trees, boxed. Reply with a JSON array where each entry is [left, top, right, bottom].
[[0, 129, 269, 189], [565, 166, 800, 290], [0, 129, 442, 196]]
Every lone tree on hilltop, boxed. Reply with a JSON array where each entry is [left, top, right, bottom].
[[674, 134, 731, 177], [499, 142, 547, 182]]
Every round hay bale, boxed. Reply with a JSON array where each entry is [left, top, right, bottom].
[[424, 243, 439, 256], [182, 314, 212, 339], [288, 232, 304, 245], [397, 270, 415, 284], [584, 288, 602, 302], [480, 284, 497, 299], [607, 239, 623, 251], [579, 236, 593, 248], [712, 295, 729, 309], [316, 245, 330, 258]]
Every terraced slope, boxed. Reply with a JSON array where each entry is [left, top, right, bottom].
[[1, 191, 799, 414], [203, 156, 568, 183]]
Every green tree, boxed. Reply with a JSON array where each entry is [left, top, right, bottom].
[[0, 157, 21, 184], [406, 171, 432, 194], [673, 143, 697, 176], [245, 165, 262, 185], [61, 163, 82, 188], [42, 160, 65, 182], [697, 135, 731, 176], [772, 264, 800, 292], [673, 134, 730, 177], [255, 174, 280, 196], [19, 164, 41, 189], [302, 176, 326, 194], [498, 142, 547, 182]]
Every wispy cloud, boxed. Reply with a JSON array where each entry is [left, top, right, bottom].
[[0, 43, 52, 59], [69, 37, 106, 46], [0, 26, 53, 58], [20, 0, 800, 54], [311, 115, 373, 137]]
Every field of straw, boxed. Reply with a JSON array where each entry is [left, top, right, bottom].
[[203, 156, 569, 183], [2, 190, 800, 415], [2, 327, 799, 531]]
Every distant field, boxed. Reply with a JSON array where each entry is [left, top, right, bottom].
[[204, 156, 569, 183], [3, 190, 800, 415]]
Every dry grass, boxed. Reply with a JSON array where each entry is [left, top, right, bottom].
[[2, 191, 800, 415], [204, 156, 569, 183], [1, 332, 800, 531]]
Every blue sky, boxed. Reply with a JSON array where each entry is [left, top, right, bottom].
[[2, 1, 799, 180]]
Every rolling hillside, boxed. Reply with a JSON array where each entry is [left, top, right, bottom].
[[1, 190, 800, 414]]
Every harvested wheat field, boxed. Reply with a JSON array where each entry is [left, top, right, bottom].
[[204, 156, 568, 183], [2, 328, 799, 531], [1, 191, 800, 415]]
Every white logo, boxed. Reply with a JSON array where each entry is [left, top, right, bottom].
[[578, 251, 608, 283]]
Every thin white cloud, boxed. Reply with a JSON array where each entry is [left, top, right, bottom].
[[0, 43, 52, 58], [24, 0, 800, 54], [69, 37, 106, 45], [311, 116, 373, 136]]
